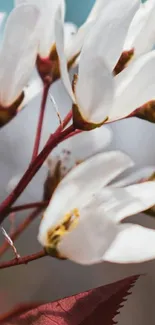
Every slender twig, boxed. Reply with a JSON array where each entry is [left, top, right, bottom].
[[63, 129, 81, 141], [62, 109, 72, 128], [31, 83, 50, 161], [0, 208, 42, 257], [0, 124, 75, 224], [44, 110, 73, 147], [0, 250, 47, 269], [9, 201, 48, 213]]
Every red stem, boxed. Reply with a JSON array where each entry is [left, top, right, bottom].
[[9, 201, 48, 213], [0, 124, 75, 224], [0, 250, 47, 269], [61, 109, 72, 128], [0, 208, 42, 257], [62, 109, 72, 128], [63, 129, 81, 141], [31, 84, 50, 161]]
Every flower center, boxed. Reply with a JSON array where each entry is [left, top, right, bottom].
[[45, 208, 80, 258]]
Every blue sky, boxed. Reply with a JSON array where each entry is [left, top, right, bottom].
[[0, 0, 95, 26]]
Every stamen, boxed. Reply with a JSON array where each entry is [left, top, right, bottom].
[[46, 208, 80, 257]]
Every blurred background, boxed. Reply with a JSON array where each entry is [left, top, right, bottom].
[[0, 1, 155, 325]]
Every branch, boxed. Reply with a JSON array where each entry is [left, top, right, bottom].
[[0, 250, 47, 269], [9, 201, 48, 213], [31, 83, 50, 161], [63, 129, 81, 141], [62, 109, 72, 129], [0, 207, 42, 257], [0, 123, 75, 224]]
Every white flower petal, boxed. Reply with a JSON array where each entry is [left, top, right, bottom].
[[58, 204, 119, 265], [38, 151, 133, 243], [124, 0, 155, 57], [74, 0, 140, 124], [55, 8, 75, 102], [39, 0, 65, 58], [65, 0, 108, 62], [59, 182, 155, 264], [56, 126, 112, 161], [75, 53, 114, 124], [66, 0, 135, 64], [109, 50, 155, 121], [104, 223, 155, 263], [64, 22, 78, 49], [15, 0, 65, 58], [23, 77, 43, 107], [78, 0, 140, 72], [65, 21, 94, 63], [0, 5, 40, 106], [95, 182, 155, 223], [86, 0, 110, 23], [113, 167, 155, 187]]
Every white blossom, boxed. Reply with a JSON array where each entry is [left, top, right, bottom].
[[110, 50, 155, 121], [38, 151, 155, 265], [15, 0, 84, 62], [0, 5, 40, 108], [124, 0, 155, 58], [15, 0, 110, 63], [55, 0, 141, 126], [55, 0, 155, 124], [15, 0, 65, 58]]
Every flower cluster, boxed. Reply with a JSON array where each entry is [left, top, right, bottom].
[[38, 0, 155, 264], [0, 0, 155, 269]]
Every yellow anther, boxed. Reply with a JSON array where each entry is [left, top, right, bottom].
[[46, 208, 80, 252], [73, 208, 80, 218]]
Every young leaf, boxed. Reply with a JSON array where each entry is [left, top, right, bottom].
[[1, 275, 140, 324]]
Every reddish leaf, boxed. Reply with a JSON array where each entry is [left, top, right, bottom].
[[1, 275, 140, 325]]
